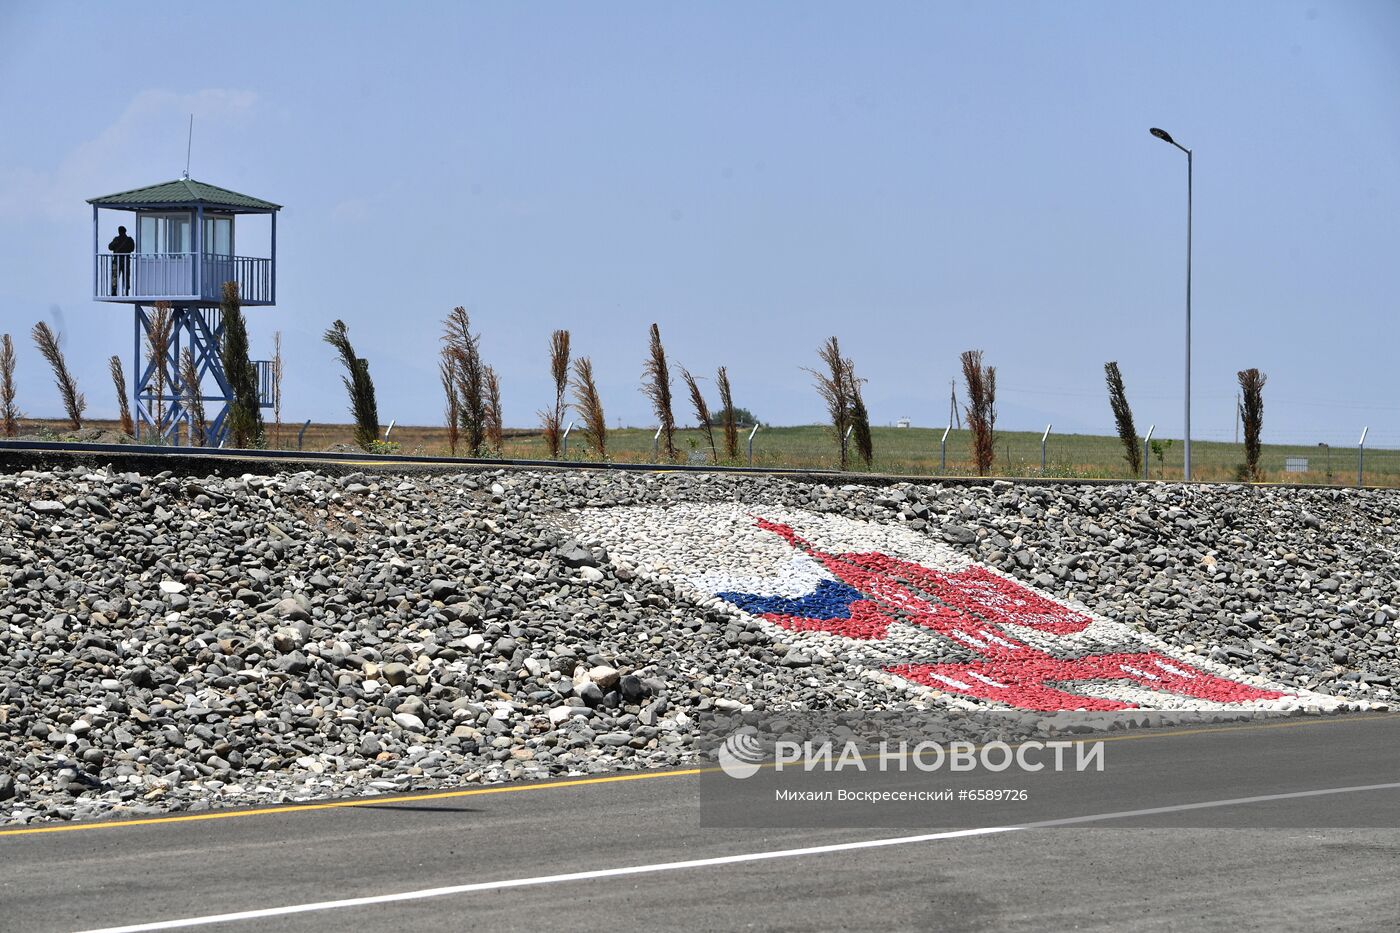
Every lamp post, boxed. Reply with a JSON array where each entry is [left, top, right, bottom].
[[1150, 126, 1193, 481]]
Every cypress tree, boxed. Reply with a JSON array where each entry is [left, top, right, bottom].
[[220, 282, 264, 448]]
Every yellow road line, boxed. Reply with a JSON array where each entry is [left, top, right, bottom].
[[2, 712, 1391, 840], [0, 768, 702, 838]]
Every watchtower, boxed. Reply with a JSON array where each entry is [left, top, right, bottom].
[[88, 177, 281, 446]]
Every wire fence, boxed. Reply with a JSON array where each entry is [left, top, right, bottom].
[[736, 426, 1399, 487], [20, 417, 1397, 487]]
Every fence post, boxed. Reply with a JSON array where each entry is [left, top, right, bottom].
[[1041, 423, 1052, 472], [383, 419, 395, 442], [297, 418, 311, 451], [747, 423, 760, 467], [1358, 426, 1368, 487], [653, 425, 662, 462], [941, 423, 951, 473], [1142, 424, 1155, 481], [562, 420, 575, 458]]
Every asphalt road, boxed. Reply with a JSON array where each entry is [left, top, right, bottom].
[[2, 714, 1397, 933]]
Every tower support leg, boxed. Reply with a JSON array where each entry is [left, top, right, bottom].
[[134, 304, 235, 447]]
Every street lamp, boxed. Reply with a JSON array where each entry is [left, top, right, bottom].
[[1150, 126, 1193, 481]]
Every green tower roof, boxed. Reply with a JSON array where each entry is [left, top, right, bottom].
[[88, 178, 281, 212]]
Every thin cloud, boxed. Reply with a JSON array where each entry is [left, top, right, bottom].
[[0, 88, 257, 221]]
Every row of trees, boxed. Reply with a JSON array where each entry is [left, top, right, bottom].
[[638, 323, 742, 463], [1, 297, 1272, 480], [805, 340, 999, 475], [0, 283, 279, 448], [500, 322, 743, 463], [1, 322, 107, 437], [335, 315, 754, 462], [796, 343, 1266, 481], [1106, 361, 1267, 480]]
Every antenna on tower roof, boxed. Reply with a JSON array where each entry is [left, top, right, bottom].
[[182, 114, 194, 180]]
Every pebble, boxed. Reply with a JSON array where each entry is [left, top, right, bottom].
[[0, 464, 1391, 828]]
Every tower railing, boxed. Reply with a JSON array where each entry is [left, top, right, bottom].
[[200, 255, 274, 303], [255, 360, 275, 407], [95, 253, 273, 303]]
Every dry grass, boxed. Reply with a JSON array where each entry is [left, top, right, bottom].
[[805, 336, 852, 470], [1, 334, 20, 437], [439, 351, 459, 456], [642, 323, 677, 461], [144, 303, 174, 432], [485, 366, 503, 454], [679, 366, 716, 462], [1238, 367, 1267, 481], [179, 348, 207, 447], [571, 356, 607, 458], [716, 365, 738, 460], [108, 356, 134, 437], [272, 330, 284, 447], [540, 329, 571, 459], [444, 307, 485, 453], [961, 349, 997, 476], [31, 321, 85, 430], [848, 360, 873, 469]]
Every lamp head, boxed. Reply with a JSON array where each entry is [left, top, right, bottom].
[[1150, 127, 1175, 144]]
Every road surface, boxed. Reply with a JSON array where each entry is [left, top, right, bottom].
[[2, 713, 1397, 933]]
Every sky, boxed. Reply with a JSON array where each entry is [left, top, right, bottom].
[[1, 1, 1397, 446]]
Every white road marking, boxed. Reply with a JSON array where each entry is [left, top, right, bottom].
[[77, 781, 1400, 933]]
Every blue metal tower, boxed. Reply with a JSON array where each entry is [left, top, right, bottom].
[[88, 178, 281, 446]]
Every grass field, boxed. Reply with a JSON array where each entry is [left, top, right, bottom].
[[19, 417, 1400, 487]]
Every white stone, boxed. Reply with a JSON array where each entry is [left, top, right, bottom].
[[393, 712, 426, 732]]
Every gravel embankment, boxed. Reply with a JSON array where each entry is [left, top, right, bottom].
[[1, 465, 1395, 825]]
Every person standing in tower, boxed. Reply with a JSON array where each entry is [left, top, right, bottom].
[[108, 225, 134, 295]]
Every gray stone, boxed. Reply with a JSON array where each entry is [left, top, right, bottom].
[[429, 579, 459, 600], [274, 597, 311, 622], [619, 674, 645, 703], [381, 663, 410, 687], [556, 542, 596, 568], [1, 459, 1394, 831], [941, 524, 978, 545]]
